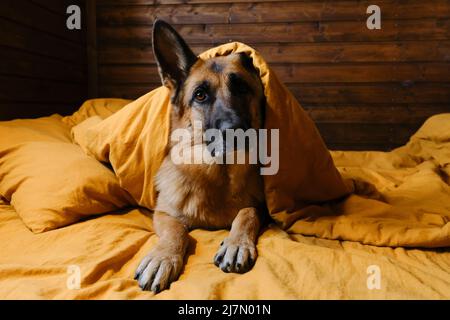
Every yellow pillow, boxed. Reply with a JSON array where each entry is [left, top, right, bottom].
[[410, 113, 450, 143], [71, 89, 171, 209], [0, 116, 134, 233], [62, 98, 132, 127]]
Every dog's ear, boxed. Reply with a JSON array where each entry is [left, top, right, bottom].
[[152, 20, 197, 92], [238, 52, 258, 75]]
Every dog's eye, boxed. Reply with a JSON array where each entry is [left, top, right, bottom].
[[194, 89, 208, 102]]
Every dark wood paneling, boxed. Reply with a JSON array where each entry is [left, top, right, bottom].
[[95, 0, 450, 150], [0, 76, 86, 103], [97, 20, 450, 45], [0, 46, 85, 82], [316, 122, 420, 147], [0, 0, 88, 120], [87, 0, 99, 98], [289, 84, 450, 105], [99, 41, 450, 64], [0, 102, 76, 120], [30, 0, 84, 17], [0, 18, 85, 64], [97, 0, 334, 4], [304, 105, 450, 124], [97, 1, 450, 25]]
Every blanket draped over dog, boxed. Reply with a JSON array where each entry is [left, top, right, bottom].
[[70, 42, 450, 248]]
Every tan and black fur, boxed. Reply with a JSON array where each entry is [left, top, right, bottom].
[[134, 20, 266, 293]]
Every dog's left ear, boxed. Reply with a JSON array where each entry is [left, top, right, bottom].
[[238, 52, 257, 74], [152, 20, 198, 92]]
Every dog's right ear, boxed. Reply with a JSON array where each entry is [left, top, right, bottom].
[[152, 20, 198, 92]]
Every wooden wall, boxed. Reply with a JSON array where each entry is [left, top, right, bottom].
[[0, 0, 88, 120], [95, 0, 450, 150]]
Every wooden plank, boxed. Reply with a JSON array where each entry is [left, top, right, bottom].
[[95, 0, 450, 16], [0, 75, 86, 104], [304, 105, 450, 124], [230, 1, 450, 23], [0, 103, 77, 120], [98, 62, 450, 84], [99, 65, 161, 83], [97, 0, 316, 5], [0, 46, 86, 82], [98, 41, 450, 64], [252, 62, 450, 83], [0, 18, 86, 64], [29, 0, 85, 16], [257, 41, 450, 63], [99, 45, 209, 64], [97, 3, 229, 25], [316, 122, 420, 146], [99, 84, 158, 98], [289, 83, 450, 104], [87, 0, 99, 98], [97, 19, 450, 45], [96, 0, 450, 25]]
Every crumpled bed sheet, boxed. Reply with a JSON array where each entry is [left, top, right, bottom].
[[0, 109, 449, 299], [0, 198, 449, 299]]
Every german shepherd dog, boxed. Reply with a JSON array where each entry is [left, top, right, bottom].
[[134, 20, 267, 292]]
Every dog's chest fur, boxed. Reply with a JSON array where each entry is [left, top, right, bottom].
[[155, 153, 264, 229]]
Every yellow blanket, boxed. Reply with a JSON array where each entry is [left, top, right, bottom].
[[0, 104, 449, 299], [0, 199, 449, 299], [293, 115, 450, 248]]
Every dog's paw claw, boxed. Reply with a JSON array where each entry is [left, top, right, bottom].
[[135, 250, 183, 293], [214, 238, 257, 274]]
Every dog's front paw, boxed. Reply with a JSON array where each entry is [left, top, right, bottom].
[[214, 237, 257, 274], [134, 249, 183, 293]]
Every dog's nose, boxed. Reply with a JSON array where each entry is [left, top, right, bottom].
[[215, 119, 236, 131]]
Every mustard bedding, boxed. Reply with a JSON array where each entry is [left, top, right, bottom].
[[0, 198, 449, 299], [0, 105, 449, 299]]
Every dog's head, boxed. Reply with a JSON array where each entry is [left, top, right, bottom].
[[152, 20, 265, 142]]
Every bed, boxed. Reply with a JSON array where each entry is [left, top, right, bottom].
[[0, 96, 449, 299]]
